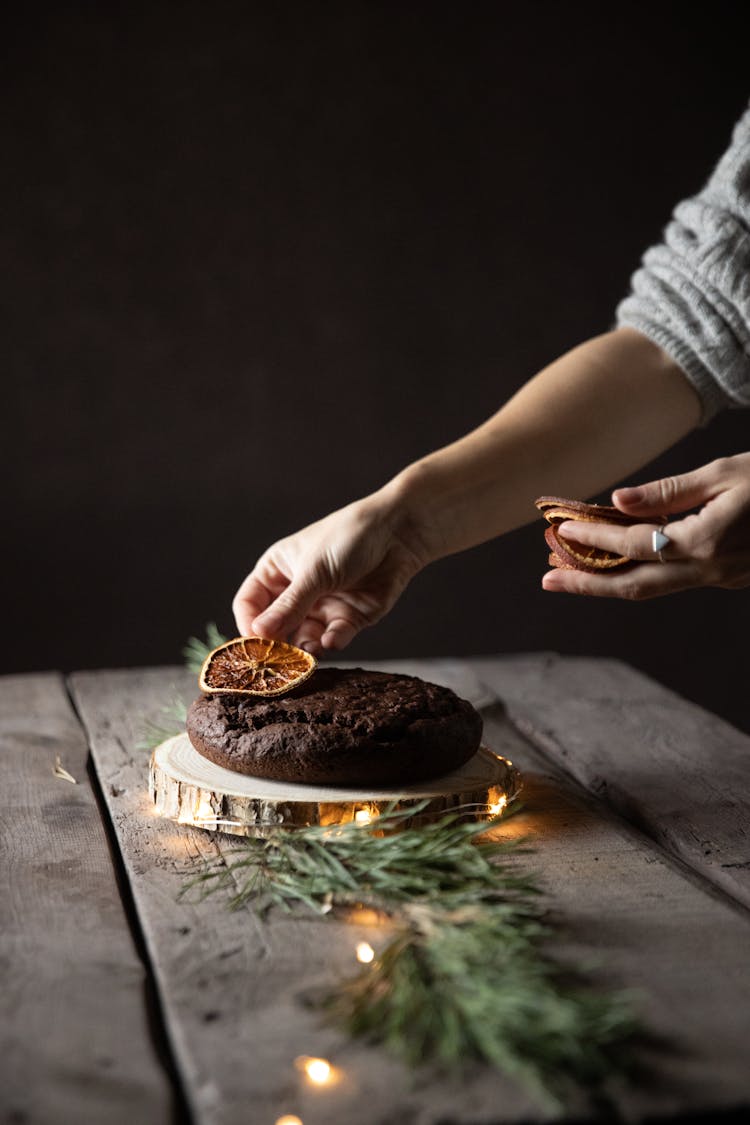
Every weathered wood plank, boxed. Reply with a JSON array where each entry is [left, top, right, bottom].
[[478, 702, 750, 1123], [470, 653, 750, 910], [0, 673, 171, 1125], [73, 661, 750, 1123]]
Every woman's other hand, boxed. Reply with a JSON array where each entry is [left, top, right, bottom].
[[542, 454, 750, 599]]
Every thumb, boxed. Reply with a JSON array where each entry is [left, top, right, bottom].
[[251, 570, 326, 641], [613, 461, 724, 518]]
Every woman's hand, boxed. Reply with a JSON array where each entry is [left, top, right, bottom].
[[232, 490, 428, 655], [542, 454, 750, 599]]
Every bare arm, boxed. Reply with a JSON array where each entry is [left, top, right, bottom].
[[234, 327, 700, 652], [387, 326, 701, 563]]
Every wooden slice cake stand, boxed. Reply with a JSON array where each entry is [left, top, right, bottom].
[[149, 733, 521, 837]]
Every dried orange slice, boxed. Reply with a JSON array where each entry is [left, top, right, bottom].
[[535, 496, 638, 526], [535, 494, 664, 576], [544, 524, 631, 571], [199, 636, 317, 697]]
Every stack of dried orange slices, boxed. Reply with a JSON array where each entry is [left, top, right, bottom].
[[535, 495, 654, 574], [199, 636, 317, 696]]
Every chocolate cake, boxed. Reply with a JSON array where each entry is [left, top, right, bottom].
[[186, 666, 483, 787]]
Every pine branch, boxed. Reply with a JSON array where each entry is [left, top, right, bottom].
[[183, 623, 229, 674], [182, 804, 640, 1107], [183, 802, 536, 912], [136, 696, 187, 751], [327, 904, 637, 1107], [138, 626, 227, 752]]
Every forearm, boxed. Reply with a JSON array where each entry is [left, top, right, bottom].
[[380, 327, 701, 563]]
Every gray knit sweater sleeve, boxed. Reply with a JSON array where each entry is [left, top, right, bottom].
[[616, 103, 750, 422]]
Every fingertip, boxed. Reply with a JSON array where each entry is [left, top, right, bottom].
[[542, 570, 566, 592], [233, 602, 256, 637], [612, 486, 644, 508], [251, 611, 284, 639], [321, 625, 356, 651], [298, 639, 321, 657]]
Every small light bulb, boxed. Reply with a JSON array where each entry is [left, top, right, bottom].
[[300, 1056, 332, 1085], [275, 1116, 303, 1125], [354, 808, 372, 825], [348, 905, 382, 927], [488, 796, 507, 816], [356, 941, 375, 963]]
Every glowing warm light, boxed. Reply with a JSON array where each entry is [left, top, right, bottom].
[[177, 794, 219, 826], [488, 796, 507, 816], [275, 1116, 303, 1125], [196, 795, 215, 819], [297, 1056, 332, 1085], [175, 810, 243, 829], [356, 941, 375, 963], [347, 905, 385, 927], [196, 818, 243, 828], [306, 1058, 331, 1085], [354, 808, 372, 825]]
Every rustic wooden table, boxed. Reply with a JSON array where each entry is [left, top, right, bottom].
[[3, 655, 750, 1125]]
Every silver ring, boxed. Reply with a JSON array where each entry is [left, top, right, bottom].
[[652, 526, 670, 563]]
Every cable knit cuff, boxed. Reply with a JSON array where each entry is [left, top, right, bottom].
[[616, 103, 750, 426]]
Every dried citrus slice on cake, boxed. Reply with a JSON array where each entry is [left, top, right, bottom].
[[199, 636, 317, 697]]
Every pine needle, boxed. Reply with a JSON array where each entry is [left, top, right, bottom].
[[181, 803, 640, 1107], [137, 626, 228, 752], [53, 755, 77, 784], [136, 696, 188, 751], [182, 623, 229, 674]]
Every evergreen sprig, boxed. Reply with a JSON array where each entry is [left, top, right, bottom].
[[182, 623, 228, 674], [138, 626, 228, 752], [184, 802, 537, 914], [136, 696, 188, 752], [182, 803, 639, 1108], [329, 903, 637, 1106]]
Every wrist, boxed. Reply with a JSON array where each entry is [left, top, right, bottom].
[[369, 461, 446, 568]]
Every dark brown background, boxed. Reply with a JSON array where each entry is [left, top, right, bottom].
[[5, 2, 749, 729]]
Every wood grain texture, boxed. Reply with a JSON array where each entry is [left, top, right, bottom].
[[470, 653, 750, 910], [478, 703, 750, 1123], [73, 660, 750, 1123], [0, 673, 170, 1125]]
